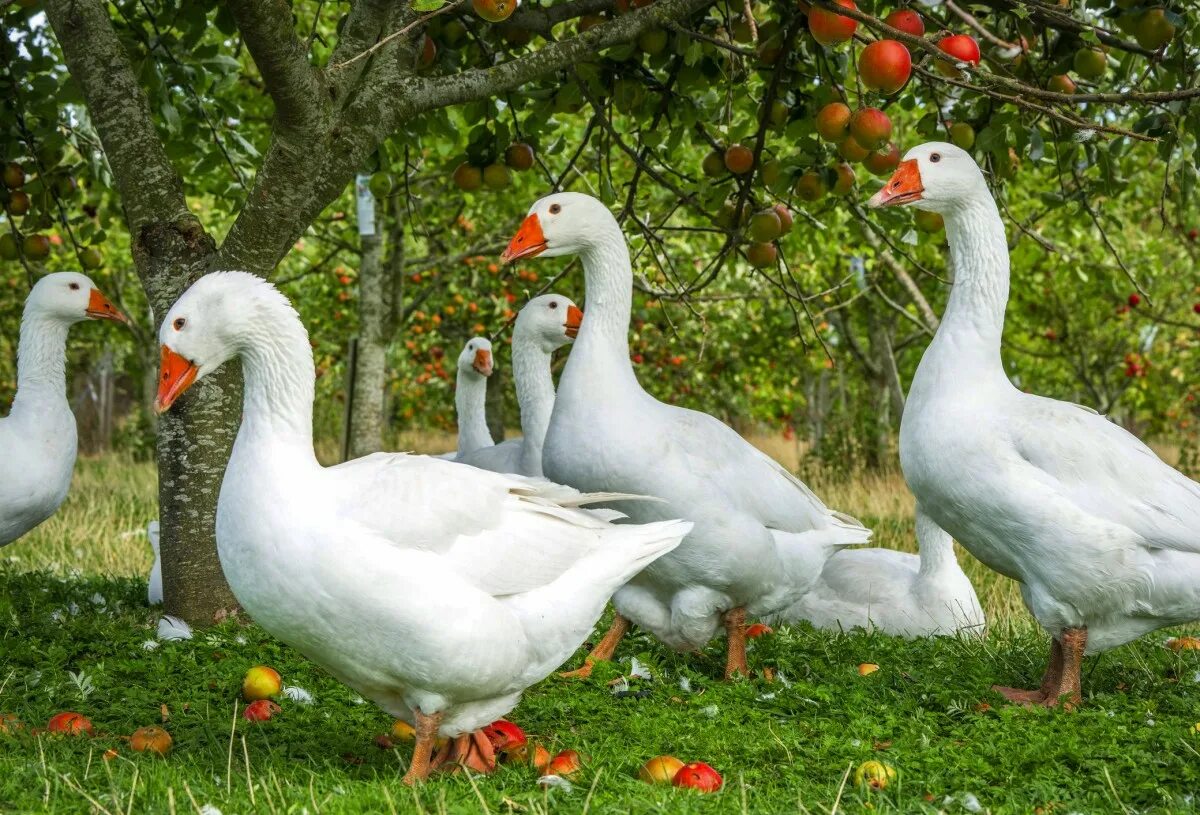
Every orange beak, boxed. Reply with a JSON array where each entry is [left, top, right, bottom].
[[155, 345, 199, 414], [868, 159, 924, 208], [564, 304, 583, 339], [501, 213, 547, 264], [472, 348, 493, 377], [86, 288, 129, 323]]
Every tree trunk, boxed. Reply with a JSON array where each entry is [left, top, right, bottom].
[[350, 230, 388, 458]]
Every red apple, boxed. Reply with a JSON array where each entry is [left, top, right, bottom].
[[1047, 74, 1076, 94], [838, 134, 871, 163], [639, 755, 685, 784], [541, 749, 583, 777], [746, 622, 773, 638], [849, 107, 892, 150], [673, 761, 723, 792], [936, 34, 980, 76], [242, 700, 281, 722], [47, 712, 93, 736], [864, 142, 900, 176], [884, 9, 924, 37], [815, 102, 852, 142], [808, 0, 857, 47], [859, 40, 911, 95], [1128, 292, 1141, 307], [242, 665, 282, 701], [483, 719, 526, 753], [130, 725, 173, 756]]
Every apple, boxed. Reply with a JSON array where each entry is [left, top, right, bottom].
[[242, 665, 282, 701], [1166, 636, 1200, 651], [1193, 303, 1200, 315], [23, 233, 50, 260], [47, 712, 93, 735], [1134, 9, 1175, 50], [833, 163, 856, 195], [859, 40, 911, 95], [1128, 292, 1141, 307], [639, 755, 685, 784], [7, 190, 30, 216], [673, 761, 723, 792], [858, 662, 880, 675], [505, 143, 535, 171], [391, 720, 416, 741], [760, 160, 784, 190], [772, 205, 794, 234], [838, 135, 870, 163], [808, 0, 857, 47], [3, 162, 25, 189], [949, 121, 975, 149], [702, 150, 726, 177], [418, 35, 436, 68], [915, 210, 944, 233], [452, 162, 483, 191], [0, 233, 17, 260], [638, 28, 668, 55], [794, 171, 827, 202], [724, 145, 755, 175], [936, 34, 980, 77], [746, 242, 778, 268], [815, 102, 852, 142], [130, 725, 173, 756], [1047, 74, 1076, 94], [854, 759, 896, 790], [849, 107, 892, 150], [483, 719, 526, 753], [746, 622, 773, 638], [748, 210, 783, 242], [864, 142, 900, 176], [0, 713, 24, 734], [472, 0, 517, 23], [242, 700, 281, 721], [541, 749, 583, 777], [482, 163, 511, 190], [1073, 47, 1107, 79], [884, 8, 924, 37]]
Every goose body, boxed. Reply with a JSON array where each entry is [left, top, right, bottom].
[[503, 193, 871, 676], [0, 273, 126, 547], [777, 508, 984, 638], [872, 143, 1200, 704], [154, 272, 689, 779], [455, 294, 582, 477]]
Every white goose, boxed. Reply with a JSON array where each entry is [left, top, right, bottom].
[[502, 193, 872, 679], [153, 272, 689, 781], [456, 294, 582, 477], [448, 336, 494, 459], [871, 142, 1200, 706], [776, 508, 985, 638], [0, 272, 126, 547]]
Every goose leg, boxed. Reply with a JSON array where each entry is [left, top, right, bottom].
[[993, 637, 1064, 704], [1041, 627, 1086, 709], [402, 709, 443, 785], [559, 614, 631, 679], [429, 730, 498, 774], [724, 607, 749, 680]]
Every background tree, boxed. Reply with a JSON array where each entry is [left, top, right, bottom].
[[2, 0, 1197, 625]]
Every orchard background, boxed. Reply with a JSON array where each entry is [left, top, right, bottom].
[[1, 0, 1198, 624]]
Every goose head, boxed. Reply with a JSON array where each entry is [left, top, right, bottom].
[[458, 336, 494, 378], [867, 142, 986, 213], [27, 272, 127, 325], [514, 293, 583, 352], [501, 192, 615, 263], [155, 271, 294, 413]]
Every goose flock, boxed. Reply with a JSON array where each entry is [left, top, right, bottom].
[[2, 143, 1197, 780]]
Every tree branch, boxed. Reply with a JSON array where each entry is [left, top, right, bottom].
[[506, 0, 614, 33], [226, 0, 327, 130]]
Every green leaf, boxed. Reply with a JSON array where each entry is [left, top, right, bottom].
[[411, 0, 445, 11]]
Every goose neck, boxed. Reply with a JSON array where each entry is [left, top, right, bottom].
[[937, 194, 1010, 359], [455, 370, 493, 454], [512, 336, 556, 462], [236, 313, 319, 458], [572, 231, 638, 389], [916, 511, 957, 578], [11, 310, 70, 415]]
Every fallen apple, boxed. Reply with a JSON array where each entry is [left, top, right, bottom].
[[130, 725, 173, 756], [541, 748, 583, 777], [858, 662, 880, 676], [391, 719, 416, 741], [242, 665, 282, 701], [47, 712, 93, 736], [0, 713, 23, 734], [483, 719, 526, 753], [745, 623, 773, 639], [854, 759, 896, 790], [673, 761, 723, 792], [1166, 636, 1200, 651], [639, 755, 685, 784], [242, 700, 281, 722]]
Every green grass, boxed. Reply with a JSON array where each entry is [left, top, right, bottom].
[[2, 455, 1199, 813]]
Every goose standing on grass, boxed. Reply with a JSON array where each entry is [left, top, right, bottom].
[[443, 337, 495, 460], [0, 272, 127, 547], [457, 294, 582, 477], [502, 193, 872, 680], [776, 508, 985, 638], [870, 143, 1200, 707], [153, 272, 690, 782]]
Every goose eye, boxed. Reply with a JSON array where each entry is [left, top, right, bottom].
[[930, 153, 941, 163], [548, 301, 558, 309], [549, 203, 561, 215], [173, 317, 186, 330], [69, 282, 80, 291]]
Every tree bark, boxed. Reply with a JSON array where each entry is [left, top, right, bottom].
[[350, 230, 388, 458]]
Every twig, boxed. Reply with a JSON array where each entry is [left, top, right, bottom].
[[331, 0, 467, 70]]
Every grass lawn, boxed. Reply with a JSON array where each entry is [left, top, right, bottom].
[[2, 454, 1199, 814]]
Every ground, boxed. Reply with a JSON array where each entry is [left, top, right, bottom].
[[2, 453, 1198, 814]]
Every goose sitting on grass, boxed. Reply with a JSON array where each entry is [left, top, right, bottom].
[[153, 271, 690, 781]]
